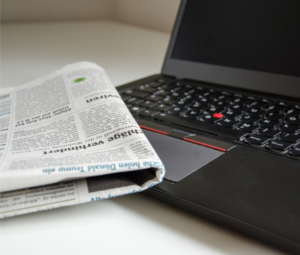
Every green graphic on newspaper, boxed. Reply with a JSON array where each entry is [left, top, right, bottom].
[[74, 77, 86, 83]]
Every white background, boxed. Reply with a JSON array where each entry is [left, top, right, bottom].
[[1, 0, 180, 33]]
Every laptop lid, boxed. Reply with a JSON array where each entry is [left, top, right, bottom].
[[162, 0, 300, 99]]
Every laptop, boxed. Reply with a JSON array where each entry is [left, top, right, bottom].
[[117, 0, 300, 253]]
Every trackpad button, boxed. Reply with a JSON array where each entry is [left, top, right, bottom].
[[143, 130, 224, 182]]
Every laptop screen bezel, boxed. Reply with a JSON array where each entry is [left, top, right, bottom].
[[162, 0, 300, 99]]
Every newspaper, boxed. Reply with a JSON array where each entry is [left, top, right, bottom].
[[0, 62, 165, 218]]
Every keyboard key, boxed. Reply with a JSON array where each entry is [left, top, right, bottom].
[[266, 140, 293, 152], [210, 101, 227, 107], [159, 84, 176, 90], [153, 90, 170, 97], [265, 105, 286, 113], [285, 109, 300, 116], [199, 91, 212, 98], [179, 96, 194, 103], [245, 102, 268, 109], [128, 106, 145, 113], [186, 103, 205, 111], [279, 124, 300, 134], [263, 112, 285, 121], [227, 104, 246, 112], [126, 97, 144, 105], [244, 108, 266, 117], [210, 97, 221, 103], [258, 119, 281, 128], [184, 89, 197, 96], [168, 92, 181, 98], [135, 85, 157, 93], [182, 110, 199, 119], [138, 101, 158, 108], [208, 88, 219, 94], [123, 90, 149, 98], [152, 104, 172, 111], [222, 110, 243, 119], [290, 145, 300, 157], [244, 135, 270, 146], [229, 98, 248, 105], [167, 107, 184, 115], [211, 94, 229, 102], [237, 123, 260, 133], [194, 97, 211, 105], [277, 133, 300, 143], [258, 98, 274, 104], [145, 94, 163, 102], [246, 96, 258, 101], [176, 88, 189, 95], [184, 84, 194, 89], [172, 100, 191, 108], [158, 97, 178, 105], [169, 82, 183, 88], [292, 104, 300, 110], [201, 107, 224, 115], [234, 93, 245, 98], [238, 115, 261, 123], [275, 101, 290, 107], [139, 109, 160, 118], [157, 79, 169, 83], [257, 128, 281, 138], [217, 118, 240, 128], [170, 87, 181, 93], [148, 81, 162, 88], [221, 91, 233, 96], [195, 86, 208, 92], [284, 116, 300, 126]]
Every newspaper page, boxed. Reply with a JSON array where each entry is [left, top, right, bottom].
[[0, 62, 165, 218]]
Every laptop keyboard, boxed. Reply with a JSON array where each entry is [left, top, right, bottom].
[[119, 79, 300, 159]]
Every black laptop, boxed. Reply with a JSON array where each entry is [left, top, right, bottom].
[[117, 0, 300, 253]]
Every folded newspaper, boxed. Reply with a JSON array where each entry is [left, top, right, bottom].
[[0, 62, 165, 218]]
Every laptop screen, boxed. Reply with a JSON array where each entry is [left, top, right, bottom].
[[172, 0, 300, 78], [162, 0, 300, 99]]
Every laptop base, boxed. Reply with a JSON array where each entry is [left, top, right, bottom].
[[118, 75, 300, 254]]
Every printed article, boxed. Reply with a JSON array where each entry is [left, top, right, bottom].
[[0, 62, 165, 218]]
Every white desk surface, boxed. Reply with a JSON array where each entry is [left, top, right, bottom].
[[0, 21, 287, 255]]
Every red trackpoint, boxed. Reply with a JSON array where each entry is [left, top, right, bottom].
[[213, 113, 223, 118]]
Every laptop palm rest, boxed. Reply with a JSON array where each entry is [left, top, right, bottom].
[[143, 129, 224, 182]]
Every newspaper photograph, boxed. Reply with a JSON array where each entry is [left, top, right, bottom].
[[0, 62, 165, 218]]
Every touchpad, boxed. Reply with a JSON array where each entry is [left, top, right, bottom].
[[143, 130, 224, 182]]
